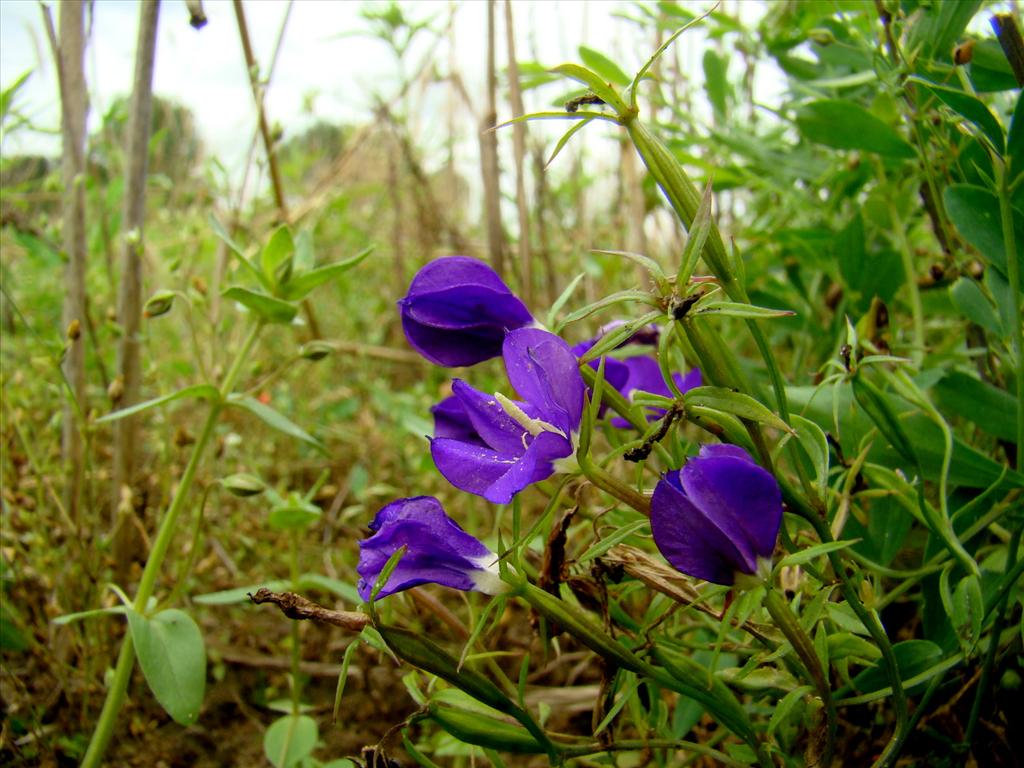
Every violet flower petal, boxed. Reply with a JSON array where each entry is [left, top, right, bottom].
[[431, 395, 484, 445], [430, 438, 517, 499], [503, 328, 585, 436], [357, 496, 500, 600], [651, 475, 751, 585], [650, 444, 784, 585], [448, 379, 532, 456], [679, 449, 783, 567], [399, 256, 533, 367]]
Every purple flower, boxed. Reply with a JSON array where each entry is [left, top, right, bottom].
[[399, 256, 534, 367], [430, 328, 585, 504], [357, 496, 504, 600], [651, 444, 783, 585]]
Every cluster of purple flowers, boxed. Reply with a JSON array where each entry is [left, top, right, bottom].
[[358, 256, 783, 600]]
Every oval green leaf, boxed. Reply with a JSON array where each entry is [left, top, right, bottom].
[[127, 608, 206, 726]]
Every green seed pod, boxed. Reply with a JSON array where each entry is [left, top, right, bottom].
[[144, 290, 176, 319], [299, 341, 334, 361], [428, 704, 548, 755], [220, 473, 266, 497]]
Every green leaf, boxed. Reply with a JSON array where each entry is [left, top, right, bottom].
[[578, 45, 630, 87], [280, 246, 373, 301], [293, 228, 315, 275], [851, 375, 919, 469], [952, 574, 984, 655], [630, 11, 709, 108], [950, 277, 1002, 335], [904, 0, 982, 64], [263, 714, 318, 768], [96, 384, 220, 423], [848, 639, 943, 696], [127, 608, 206, 726], [766, 685, 813, 736], [943, 184, 1024, 287], [0, 69, 31, 127], [260, 226, 295, 287], [556, 292, 658, 331], [209, 215, 271, 291], [791, 414, 829, 499], [52, 605, 130, 625], [578, 519, 650, 563], [684, 386, 793, 434], [428, 704, 548, 754], [550, 63, 628, 114], [0, 602, 29, 651], [795, 100, 915, 158], [777, 539, 857, 568], [702, 49, 728, 116], [546, 117, 595, 168], [694, 300, 795, 319], [677, 180, 714, 285], [378, 625, 519, 715], [227, 395, 325, 452], [909, 76, 1005, 152], [546, 273, 585, 328], [867, 496, 912, 567], [221, 286, 298, 324], [934, 371, 1018, 442], [1008, 91, 1024, 172], [268, 494, 322, 530]]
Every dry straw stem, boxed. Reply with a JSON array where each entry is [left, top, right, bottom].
[[41, 1, 89, 525], [111, 0, 160, 559], [249, 588, 370, 632], [504, 0, 532, 305]]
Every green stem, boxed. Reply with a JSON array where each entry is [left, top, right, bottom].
[[577, 452, 651, 515], [762, 587, 837, 767], [964, 527, 1021, 746], [516, 581, 772, 768], [996, 159, 1024, 474], [81, 322, 262, 768], [888, 198, 926, 368], [289, 527, 301, 716], [781, 480, 909, 768]]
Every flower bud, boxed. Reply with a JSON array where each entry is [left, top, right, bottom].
[[399, 256, 533, 367], [808, 27, 836, 46], [357, 496, 505, 600], [144, 290, 176, 318], [108, 375, 124, 404], [299, 340, 333, 361], [651, 444, 782, 586], [220, 473, 266, 497]]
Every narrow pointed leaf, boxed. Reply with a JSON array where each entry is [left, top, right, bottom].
[[209, 215, 271, 291], [550, 63, 628, 114], [695, 301, 796, 319], [227, 395, 325, 452], [96, 384, 220, 423], [684, 386, 793, 433], [546, 117, 595, 168], [221, 286, 298, 324], [260, 226, 295, 287], [281, 246, 373, 300], [909, 76, 1005, 152]]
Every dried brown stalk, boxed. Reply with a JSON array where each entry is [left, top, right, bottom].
[[249, 588, 370, 632]]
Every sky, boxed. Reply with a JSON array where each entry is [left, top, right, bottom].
[[1, 0, 720, 183]]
